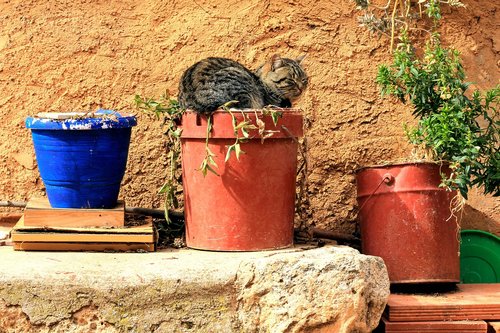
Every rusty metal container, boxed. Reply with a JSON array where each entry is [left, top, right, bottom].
[[356, 162, 460, 284]]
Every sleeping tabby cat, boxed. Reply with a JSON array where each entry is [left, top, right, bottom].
[[178, 55, 308, 113]]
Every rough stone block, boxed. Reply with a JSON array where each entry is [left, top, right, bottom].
[[0, 245, 389, 332]]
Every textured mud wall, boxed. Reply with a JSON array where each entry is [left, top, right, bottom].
[[0, 0, 498, 235]]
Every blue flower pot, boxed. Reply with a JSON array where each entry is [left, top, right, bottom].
[[26, 110, 137, 208]]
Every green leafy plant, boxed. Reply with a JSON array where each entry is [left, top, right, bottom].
[[375, 1, 499, 199]]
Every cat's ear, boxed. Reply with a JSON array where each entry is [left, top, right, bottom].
[[259, 54, 282, 74], [271, 54, 284, 70], [295, 54, 306, 64]]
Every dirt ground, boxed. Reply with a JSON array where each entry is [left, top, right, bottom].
[[0, 0, 498, 235]]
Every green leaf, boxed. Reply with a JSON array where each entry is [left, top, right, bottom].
[[271, 111, 282, 126], [459, 187, 468, 200], [235, 143, 245, 160], [207, 154, 218, 167], [205, 163, 220, 176], [199, 159, 208, 177], [234, 121, 251, 131], [410, 67, 419, 77], [241, 127, 250, 138], [206, 146, 217, 157], [225, 144, 235, 162], [158, 182, 171, 195], [221, 100, 239, 109]]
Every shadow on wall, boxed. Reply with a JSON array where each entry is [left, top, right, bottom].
[[461, 204, 500, 237]]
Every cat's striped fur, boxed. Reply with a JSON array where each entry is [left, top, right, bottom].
[[178, 55, 307, 113]]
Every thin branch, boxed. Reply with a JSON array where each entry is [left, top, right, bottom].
[[390, 0, 400, 52], [0, 201, 26, 208], [371, 0, 392, 10], [0, 200, 184, 221]]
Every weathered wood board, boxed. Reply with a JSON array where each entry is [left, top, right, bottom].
[[12, 216, 155, 252], [23, 197, 125, 228]]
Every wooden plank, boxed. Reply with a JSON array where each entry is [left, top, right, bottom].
[[386, 284, 500, 322], [13, 242, 155, 252], [382, 318, 487, 333], [11, 216, 157, 252], [23, 197, 125, 227], [11, 217, 155, 243], [14, 216, 151, 234]]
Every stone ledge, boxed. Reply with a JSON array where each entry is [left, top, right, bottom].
[[0, 245, 389, 333]]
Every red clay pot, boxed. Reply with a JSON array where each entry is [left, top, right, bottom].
[[356, 162, 460, 284], [180, 109, 303, 251]]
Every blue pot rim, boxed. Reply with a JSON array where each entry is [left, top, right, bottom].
[[25, 109, 137, 130]]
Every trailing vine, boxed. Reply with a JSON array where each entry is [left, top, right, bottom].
[[134, 92, 184, 223]]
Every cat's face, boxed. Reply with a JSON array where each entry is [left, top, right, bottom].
[[258, 55, 308, 101]]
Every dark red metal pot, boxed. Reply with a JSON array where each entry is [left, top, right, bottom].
[[180, 109, 303, 251], [356, 162, 460, 284]]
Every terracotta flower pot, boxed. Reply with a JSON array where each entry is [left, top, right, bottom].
[[356, 162, 460, 284], [179, 109, 303, 251]]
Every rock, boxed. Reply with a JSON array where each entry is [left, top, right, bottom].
[[0, 246, 389, 332], [235, 246, 389, 333]]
